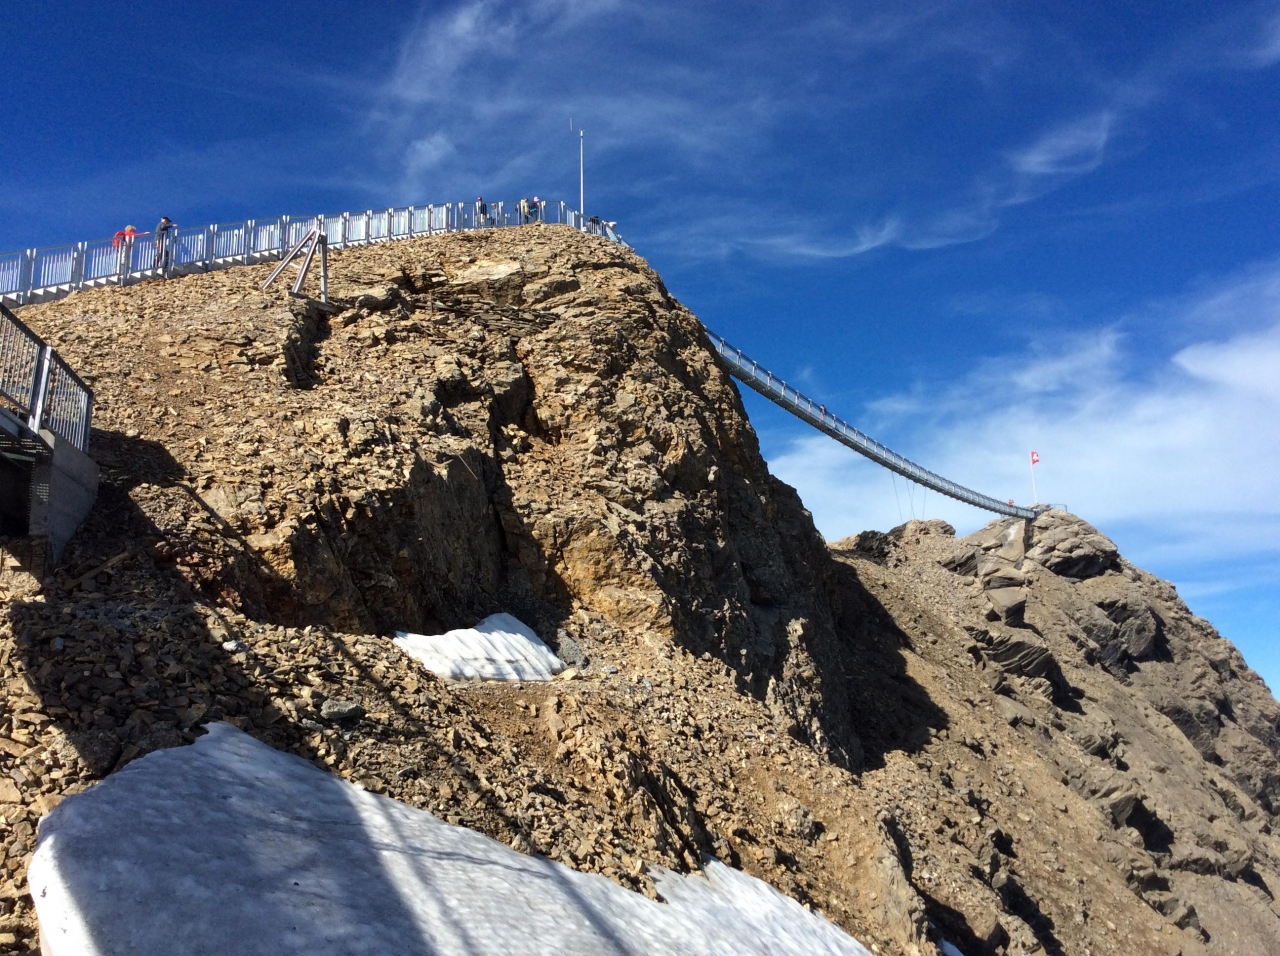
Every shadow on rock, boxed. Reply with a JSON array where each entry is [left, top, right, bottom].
[[812, 558, 950, 772]]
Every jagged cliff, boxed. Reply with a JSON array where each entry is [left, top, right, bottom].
[[1, 224, 1278, 954]]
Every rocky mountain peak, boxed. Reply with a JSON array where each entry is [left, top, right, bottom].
[[0, 225, 1277, 954]]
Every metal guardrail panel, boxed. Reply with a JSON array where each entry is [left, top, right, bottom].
[[0, 306, 44, 418], [41, 352, 93, 452], [0, 305, 93, 453]]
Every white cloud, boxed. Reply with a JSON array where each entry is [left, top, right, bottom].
[[746, 218, 904, 259], [1174, 323, 1280, 402], [1009, 112, 1114, 177], [405, 134, 456, 175], [1247, 13, 1280, 67]]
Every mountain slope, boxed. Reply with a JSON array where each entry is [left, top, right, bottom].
[[0, 224, 1276, 954]]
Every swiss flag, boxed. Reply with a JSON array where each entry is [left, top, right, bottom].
[[1030, 451, 1041, 465]]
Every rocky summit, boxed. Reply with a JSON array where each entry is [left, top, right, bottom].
[[1, 223, 1278, 954]]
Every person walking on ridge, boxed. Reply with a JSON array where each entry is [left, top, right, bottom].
[[518, 198, 530, 224], [475, 196, 490, 228], [153, 217, 176, 272], [112, 224, 138, 276]]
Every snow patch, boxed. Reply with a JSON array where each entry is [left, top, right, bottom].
[[392, 611, 564, 681], [31, 723, 871, 956]]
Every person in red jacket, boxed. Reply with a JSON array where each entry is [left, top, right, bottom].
[[112, 224, 138, 274]]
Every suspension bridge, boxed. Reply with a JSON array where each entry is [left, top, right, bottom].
[[0, 198, 1036, 564]]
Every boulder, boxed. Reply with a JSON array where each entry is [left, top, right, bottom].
[[976, 559, 1029, 591], [1026, 511, 1119, 579], [984, 587, 1026, 625]]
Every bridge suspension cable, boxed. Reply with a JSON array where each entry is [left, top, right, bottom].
[[706, 332, 1037, 520]]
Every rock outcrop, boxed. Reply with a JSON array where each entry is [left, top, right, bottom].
[[0, 224, 1277, 954]]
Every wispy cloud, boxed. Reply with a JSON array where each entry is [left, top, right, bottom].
[[1009, 112, 1114, 177], [1239, 9, 1280, 67]]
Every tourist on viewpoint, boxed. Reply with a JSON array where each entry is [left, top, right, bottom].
[[153, 217, 176, 272], [112, 224, 138, 275], [475, 196, 490, 227]]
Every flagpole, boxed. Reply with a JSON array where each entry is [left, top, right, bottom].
[[579, 129, 585, 222], [1030, 453, 1039, 504]]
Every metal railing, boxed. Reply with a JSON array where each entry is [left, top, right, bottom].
[[0, 305, 93, 452], [707, 332, 1036, 519], [0, 199, 627, 307], [0, 307, 44, 418]]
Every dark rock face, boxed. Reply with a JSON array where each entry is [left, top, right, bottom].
[[1098, 597, 1166, 661]]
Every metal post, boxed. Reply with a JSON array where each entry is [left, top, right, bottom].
[[319, 234, 328, 304], [28, 346, 52, 434], [579, 129, 585, 223], [80, 395, 93, 452], [70, 243, 85, 288], [17, 251, 31, 305]]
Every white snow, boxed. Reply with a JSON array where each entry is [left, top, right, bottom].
[[392, 611, 565, 681], [31, 723, 872, 956]]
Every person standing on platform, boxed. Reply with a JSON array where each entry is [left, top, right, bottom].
[[112, 224, 138, 275], [153, 217, 176, 271]]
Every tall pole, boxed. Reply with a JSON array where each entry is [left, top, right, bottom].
[[579, 129, 585, 223], [1029, 451, 1039, 504]]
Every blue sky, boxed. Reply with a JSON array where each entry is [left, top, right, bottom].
[[3, 0, 1279, 687]]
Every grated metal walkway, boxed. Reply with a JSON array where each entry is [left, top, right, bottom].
[[706, 332, 1037, 519]]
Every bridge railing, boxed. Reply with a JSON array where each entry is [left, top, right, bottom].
[[0, 199, 626, 307], [0, 305, 93, 452], [707, 332, 1035, 519], [0, 305, 44, 419]]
